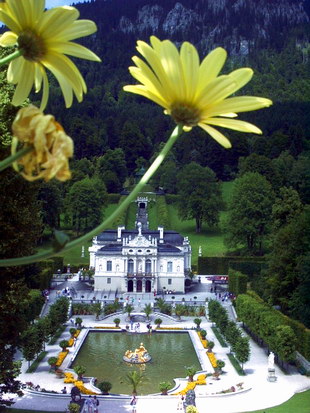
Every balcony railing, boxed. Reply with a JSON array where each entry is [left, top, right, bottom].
[[127, 272, 154, 278]]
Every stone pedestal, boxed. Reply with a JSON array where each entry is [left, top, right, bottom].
[[267, 367, 277, 382]]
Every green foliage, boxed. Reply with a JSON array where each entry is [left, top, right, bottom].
[[26, 351, 47, 373], [177, 162, 223, 233], [96, 148, 127, 192], [224, 172, 274, 253], [68, 403, 80, 413], [185, 366, 197, 381], [228, 269, 248, 295], [227, 353, 246, 376], [104, 300, 121, 315], [265, 207, 310, 327], [236, 294, 304, 360], [193, 318, 202, 329], [234, 336, 250, 368], [154, 318, 162, 327], [159, 381, 172, 393], [143, 304, 152, 319], [124, 370, 144, 394], [73, 364, 86, 378], [198, 256, 266, 276], [155, 298, 172, 315], [47, 357, 58, 367], [91, 303, 102, 320], [98, 381, 112, 394], [59, 340, 69, 350], [65, 176, 107, 233], [113, 318, 121, 326]]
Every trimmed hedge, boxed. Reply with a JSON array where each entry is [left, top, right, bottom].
[[236, 294, 308, 360], [228, 269, 248, 295], [198, 256, 266, 277]]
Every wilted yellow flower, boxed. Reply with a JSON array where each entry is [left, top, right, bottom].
[[124, 36, 272, 148], [0, 0, 101, 110], [11, 105, 73, 182]]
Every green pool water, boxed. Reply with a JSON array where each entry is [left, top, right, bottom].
[[72, 331, 200, 395]]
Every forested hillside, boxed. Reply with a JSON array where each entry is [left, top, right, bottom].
[[1, 0, 309, 327]]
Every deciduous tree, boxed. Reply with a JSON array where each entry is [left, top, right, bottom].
[[177, 162, 223, 233]]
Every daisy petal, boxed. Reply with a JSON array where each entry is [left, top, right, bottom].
[[0, 31, 18, 46], [198, 123, 232, 148], [12, 60, 34, 106], [48, 41, 101, 61], [197, 47, 227, 94], [204, 96, 273, 117], [38, 6, 79, 38], [123, 85, 168, 108], [180, 41, 199, 101], [205, 118, 263, 134]]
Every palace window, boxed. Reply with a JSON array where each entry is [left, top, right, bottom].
[[128, 259, 134, 274], [107, 260, 112, 271], [167, 261, 173, 272], [107, 278, 111, 284], [168, 278, 172, 285], [146, 259, 151, 274]]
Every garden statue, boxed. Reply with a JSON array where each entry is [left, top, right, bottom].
[[268, 352, 275, 369]]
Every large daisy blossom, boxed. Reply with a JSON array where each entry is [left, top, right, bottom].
[[124, 36, 272, 148], [0, 0, 101, 110], [11, 105, 73, 181]]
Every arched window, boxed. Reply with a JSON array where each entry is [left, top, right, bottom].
[[146, 259, 151, 274], [128, 259, 134, 274], [167, 261, 173, 272]]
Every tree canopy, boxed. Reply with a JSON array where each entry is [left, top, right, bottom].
[[177, 162, 223, 232]]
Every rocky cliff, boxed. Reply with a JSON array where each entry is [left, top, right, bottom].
[[114, 0, 309, 55]]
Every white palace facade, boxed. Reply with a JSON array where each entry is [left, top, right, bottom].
[[89, 198, 191, 294]]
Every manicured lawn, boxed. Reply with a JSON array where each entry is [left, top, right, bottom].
[[222, 180, 234, 206], [247, 389, 310, 413], [167, 204, 227, 264]]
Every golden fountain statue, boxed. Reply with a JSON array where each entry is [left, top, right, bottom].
[[123, 342, 151, 364]]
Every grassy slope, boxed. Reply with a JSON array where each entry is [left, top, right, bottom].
[[39, 182, 234, 266], [247, 389, 310, 413]]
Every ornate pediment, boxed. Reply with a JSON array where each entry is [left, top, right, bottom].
[[127, 235, 153, 248]]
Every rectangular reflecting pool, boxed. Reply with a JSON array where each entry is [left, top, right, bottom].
[[72, 331, 200, 395]]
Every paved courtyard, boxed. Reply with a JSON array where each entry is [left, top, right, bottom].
[[10, 276, 310, 412]]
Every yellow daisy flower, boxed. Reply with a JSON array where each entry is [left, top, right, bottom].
[[124, 36, 272, 148], [11, 105, 73, 182], [0, 0, 101, 110]]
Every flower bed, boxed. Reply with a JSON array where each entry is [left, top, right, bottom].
[[207, 352, 218, 368], [157, 327, 184, 330], [64, 372, 75, 384], [68, 338, 74, 347], [74, 380, 99, 395], [173, 374, 206, 395], [56, 351, 69, 367], [74, 330, 81, 337], [197, 332, 208, 348]]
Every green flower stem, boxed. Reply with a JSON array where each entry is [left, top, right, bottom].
[[0, 49, 22, 66], [0, 124, 183, 267], [0, 146, 33, 172]]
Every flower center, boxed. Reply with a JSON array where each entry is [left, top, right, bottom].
[[18, 29, 46, 62], [170, 103, 201, 127]]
